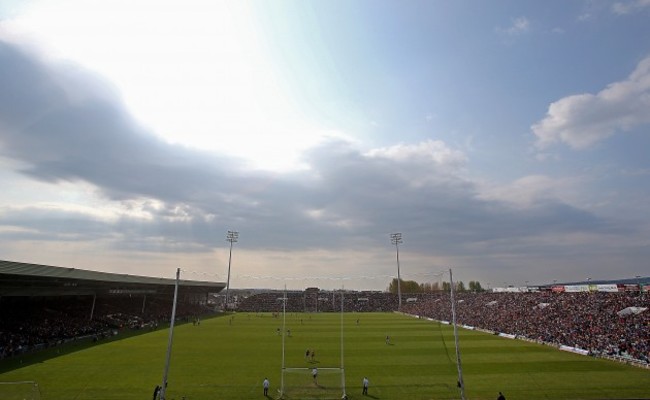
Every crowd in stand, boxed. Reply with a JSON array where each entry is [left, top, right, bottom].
[[0, 296, 212, 360], [3, 289, 647, 366], [237, 289, 649, 365], [236, 290, 400, 313], [401, 291, 649, 364]]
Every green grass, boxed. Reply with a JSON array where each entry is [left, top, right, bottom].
[[0, 312, 648, 399]]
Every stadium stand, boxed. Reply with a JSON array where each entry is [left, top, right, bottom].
[[401, 291, 649, 366], [0, 260, 224, 360], [236, 287, 648, 366], [236, 290, 399, 313], [2, 260, 647, 368]]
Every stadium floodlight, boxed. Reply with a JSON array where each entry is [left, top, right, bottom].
[[390, 233, 403, 310], [224, 230, 239, 310]]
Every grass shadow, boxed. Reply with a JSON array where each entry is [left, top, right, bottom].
[[0, 313, 226, 374]]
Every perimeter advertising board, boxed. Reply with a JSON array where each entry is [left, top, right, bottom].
[[564, 285, 589, 292], [596, 284, 618, 292]]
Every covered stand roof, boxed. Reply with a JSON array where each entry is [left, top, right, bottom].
[[0, 260, 225, 297]]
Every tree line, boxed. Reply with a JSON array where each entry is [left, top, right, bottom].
[[387, 278, 485, 293]]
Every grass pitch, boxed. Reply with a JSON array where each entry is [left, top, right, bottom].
[[0, 312, 648, 399]]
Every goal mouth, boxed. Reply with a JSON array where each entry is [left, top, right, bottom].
[[279, 289, 347, 400], [280, 367, 346, 400], [0, 381, 41, 400], [283, 367, 344, 373]]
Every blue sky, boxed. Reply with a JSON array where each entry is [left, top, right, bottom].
[[0, 0, 649, 290]]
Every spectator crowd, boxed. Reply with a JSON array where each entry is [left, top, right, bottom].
[[0, 296, 212, 359], [3, 288, 647, 367], [401, 291, 649, 365], [238, 289, 649, 365]]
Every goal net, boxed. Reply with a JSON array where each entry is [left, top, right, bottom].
[[0, 381, 41, 400], [280, 367, 345, 400]]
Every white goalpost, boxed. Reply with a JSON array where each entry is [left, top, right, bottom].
[[280, 367, 346, 400], [279, 286, 347, 400]]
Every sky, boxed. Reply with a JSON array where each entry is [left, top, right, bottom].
[[0, 0, 649, 290]]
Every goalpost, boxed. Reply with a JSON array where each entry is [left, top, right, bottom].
[[279, 286, 347, 400], [0, 381, 41, 400]]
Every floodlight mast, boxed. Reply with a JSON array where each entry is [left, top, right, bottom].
[[224, 230, 239, 310], [390, 233, 403, 310]]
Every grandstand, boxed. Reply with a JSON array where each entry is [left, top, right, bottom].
[[403, 291, 648, 366], [237, 289, 399, 313], [1, 263, 648, 399], [0, 260, 224, 360], [236, 286, 649, 368], [4, 260, 645, 369]]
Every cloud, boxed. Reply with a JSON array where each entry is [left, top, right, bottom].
[[577, 13, 592, 22], [497, 16, 531, 36], [477, 175, 581, 209], [0, 41, 249, 198], [0, 39, 642, 287], [532, 56, 650, 149], [364, 140, 467, 170], [612, 0, 650, 15]]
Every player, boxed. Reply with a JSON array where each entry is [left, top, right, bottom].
[[152, 385, 161, 400], [385, 335, 390, 345], [263, 378, 270, 396], [497, 392, 506, 400], [362, 377, 369, 395], [312, 367, 318, 384]]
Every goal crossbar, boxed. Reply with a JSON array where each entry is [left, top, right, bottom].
[[279, 286, 347, 399], [283, 367, 343, 371]]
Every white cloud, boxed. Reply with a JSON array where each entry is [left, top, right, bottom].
[[365, 140, 467, 168], [532, 56, 650, 149], [497, 16, 531, 35], [577, 13, 592, 22], [0, 0, 322, 172], [612, 0, 650, 15], [477, 175, 582, 209]]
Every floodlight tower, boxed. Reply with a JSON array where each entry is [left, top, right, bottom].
[[224, 230, 239, 310], [390, 232, 403, 310]]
